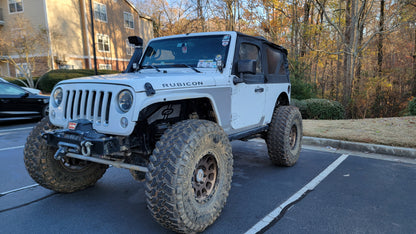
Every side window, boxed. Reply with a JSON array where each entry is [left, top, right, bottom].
[[265, 45, 289, 83], [279, 59, 287, 75], [0, 83, 25, 95], [266, 47, 282, 74], [239, 43, 262, 74]]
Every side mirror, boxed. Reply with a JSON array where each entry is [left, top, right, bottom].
[[237, 60, 256, 74], [234, 60, 257, 84], [128, 36, 143, 47], [22, 92, 29, 98]]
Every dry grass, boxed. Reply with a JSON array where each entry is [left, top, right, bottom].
[[303, 117, 416, 149]]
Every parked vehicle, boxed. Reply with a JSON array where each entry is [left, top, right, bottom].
[[0, 77, 42, 94], [0, 82, 49, 118], [24, 31, 302, 233]]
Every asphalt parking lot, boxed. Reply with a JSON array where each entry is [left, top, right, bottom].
[[1, 119, 415, 233]]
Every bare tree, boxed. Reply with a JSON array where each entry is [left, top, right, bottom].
[[313, 0, 405, 115], [0, 16, 50, 88]]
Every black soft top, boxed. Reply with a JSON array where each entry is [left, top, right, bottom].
[[235, 31, 288, 55]]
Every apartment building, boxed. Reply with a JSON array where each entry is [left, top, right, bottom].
[[0, 0, 153, 77]]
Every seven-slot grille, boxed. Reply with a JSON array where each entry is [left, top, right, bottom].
[[63, 89, 113, 125]]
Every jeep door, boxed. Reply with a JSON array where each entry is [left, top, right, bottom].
[[231, 41, 266, 129]]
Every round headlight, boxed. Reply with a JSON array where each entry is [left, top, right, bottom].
[[52, 88, 63, 107], [118, 90, 133, 112]]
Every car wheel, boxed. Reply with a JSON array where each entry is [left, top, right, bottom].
[[41, 105, 49, 118], [145, 119, 233, 233], [266, 105, 303, 166], [24, 117, 108, 193]]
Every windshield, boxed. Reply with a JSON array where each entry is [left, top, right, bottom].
[[140, 34, 231, 70]]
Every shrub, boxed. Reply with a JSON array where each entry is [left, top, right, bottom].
[[38, 69, 120, 93], [304, 98, 345, 120], [409, 97, 416, 116], [291, 99, 307, 119], [291, 98, 345, 119]]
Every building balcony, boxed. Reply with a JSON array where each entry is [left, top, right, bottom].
[[0, 8, 4, 26]]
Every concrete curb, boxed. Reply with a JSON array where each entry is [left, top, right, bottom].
[[303, 136, 416, 159]]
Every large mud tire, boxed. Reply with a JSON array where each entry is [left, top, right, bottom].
[[266, 105, 303, 166], [24, 117, 108, 193], [145, 120, 233, 233]]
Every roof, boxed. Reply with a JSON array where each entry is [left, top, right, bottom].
[[150, 31, 288, 55], [124, 0, 152, 21], [236, 31, 288, 55]]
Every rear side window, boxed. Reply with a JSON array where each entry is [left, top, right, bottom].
[[266, 47, 282, 74], [279, 61, 287, 75], [265, 46, 289, 83]]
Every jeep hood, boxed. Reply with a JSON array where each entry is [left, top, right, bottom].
[[57, 71, 218, 92]]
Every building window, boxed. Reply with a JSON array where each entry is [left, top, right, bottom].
[[124, 12, 134, 29], [8, 0, 23, 14], [99, 64, 112, 70], [59, 65, 75, 70], [97, 34, 110, 52], [94, 2, 107, 22], [126, 39, 135, 55], [15, 63, 29, 77]]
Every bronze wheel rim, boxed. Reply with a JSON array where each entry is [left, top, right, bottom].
[[192, 154, 218, 203], [289, 125, 297, 150]]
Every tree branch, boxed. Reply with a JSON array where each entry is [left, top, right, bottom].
[[313, 0, 345, 44]]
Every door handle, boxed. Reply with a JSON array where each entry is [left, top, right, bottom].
[[255, 88, 264, 93]]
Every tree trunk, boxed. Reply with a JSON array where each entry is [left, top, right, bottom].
[[290, 1, 296, 58], [412, 26, 416, 96], [335, 0, 343, 102], [377, 0, 385, 74], [352, 0, 367, 118], [300, 0, 311, 57], [343, 0, 353, 111], [197, 0, 205, 31], [352, 20, 364, 107], [225, 0, 235, 31]]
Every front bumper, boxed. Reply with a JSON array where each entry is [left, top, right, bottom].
[[42, 119, 126, 158]]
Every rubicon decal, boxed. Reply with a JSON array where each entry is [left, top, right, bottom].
[[162, 81, 204, 88]]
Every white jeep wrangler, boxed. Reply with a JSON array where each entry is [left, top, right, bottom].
[[24, 31, 302, 233]]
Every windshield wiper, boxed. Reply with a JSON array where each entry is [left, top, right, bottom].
[[175, 64, 201, 73], [141, 65, 161, 72]]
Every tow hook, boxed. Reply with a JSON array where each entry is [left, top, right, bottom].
[[54, 142, 80, 160], [54, 147, 67, 160], [81, 141, 93, 156]]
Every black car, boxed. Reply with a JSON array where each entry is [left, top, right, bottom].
[[0, 82, 49, 118]]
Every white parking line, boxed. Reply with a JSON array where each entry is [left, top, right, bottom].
[[245, 154, 349, 234], [0, 127, 33, 133], [0, 145, 24, 152], [0, 184, 39, 196]]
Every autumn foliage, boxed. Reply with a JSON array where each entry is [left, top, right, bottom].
[[137, 0, 416, 118]]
